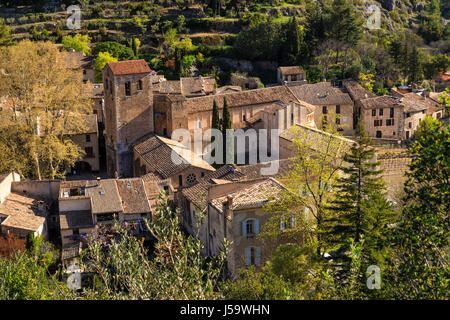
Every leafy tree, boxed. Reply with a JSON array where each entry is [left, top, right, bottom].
[[82, 193, 228, 299], [385, 117, 449, 299], [62, 34, 92, 55], [94, 41, 135, 61], [93, 52, 118, 83], [0, 40, 92, 180], [0, 18, 12, 47]]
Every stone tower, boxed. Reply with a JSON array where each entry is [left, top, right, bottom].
[[103, 60, 154, 177]]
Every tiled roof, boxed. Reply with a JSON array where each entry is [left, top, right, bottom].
[[65, 51, 94, 69], [342, 79, 376, 101], [288, 82, 353, 105], [210, 178, 285, 213], [158, 80, 182, 94], [116, 178, 151, 214], [0, 193, 47, 232], [107, 59, 152, 76], [359, 95, 401, 109], [59, 210, 94, 230], [400, 93, 440, 113], [134, 135, 214, 179], [181, 76, 216, 96], [181, 165, 245, 209], [183, 86, 300, 113], [280, 124, 354, 158], [279, 66, 305, 75], [237, 159, 293, 180]]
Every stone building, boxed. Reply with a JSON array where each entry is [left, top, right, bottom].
[[103, 60, 154, 177], [0, 172, 49, 239], [277, 66, 306, 84], [70, 114, 100, 172], [288, 82, 355, 136], [65, 50, 95, 84]]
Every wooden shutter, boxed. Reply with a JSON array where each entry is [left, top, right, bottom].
[[245, 247, 251, 266], [254, 219, 259, 234], [255, 247, 261, 266], [242, 220, 247, 236]]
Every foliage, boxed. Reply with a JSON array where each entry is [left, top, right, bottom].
[[0, 18, 12, 46], [384, 117, 449, 299], [93, 51, 118, 82], [81, 193, 228, 299], [62, 34, 92, 55], [0, 40, 92, 179], [94, 41, 136, 61]]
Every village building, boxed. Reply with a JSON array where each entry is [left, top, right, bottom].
[[92, 83, 104, 124], [433, 71, 450, 92], [287, 82, 355, 136], [69, 114, 100, 173], [0, 172, 49, 239], [277, 66, 307, 84], [65, 50, 95, 84]]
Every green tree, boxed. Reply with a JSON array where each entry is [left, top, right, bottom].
[[323, 123, 394, 267], [407, 46, 424, 86], [62, 34, 91, 55], [0, 18, 12, 46], [385, 117, 449, 299], [210, 99, 221, 168], [93, 52, 118, 83], [221, 97, 233, 165], [282, 16, 305, 65], [94, 41, 135, 61]]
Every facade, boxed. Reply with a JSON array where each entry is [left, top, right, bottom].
[[70, 114, 100, 172], [65, 50, 95, 84]]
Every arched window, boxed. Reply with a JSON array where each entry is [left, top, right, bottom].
[[242, 218, 259, 236]]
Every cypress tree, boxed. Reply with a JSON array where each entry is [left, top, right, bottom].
[[283, 16, 303, 65], [222, 97, 233, 164], [407, 46, 424, 87], [211, 100, 220, 168]]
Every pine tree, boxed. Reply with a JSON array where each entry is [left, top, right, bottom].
[[324, 122, 393, 263], [0, 18, 12, 47], [221, 97, 233, 165]]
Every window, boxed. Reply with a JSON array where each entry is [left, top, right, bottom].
[[83, 70, 86, 75], [246, 246, 261, 266], [242, 218, 259, 236], [379, 108, 384, 116], [73, 228, 79, 235], [390, 108, 394, 118], [336, 105, 340, 114], [85, 147, 94, 158], [280, 214, 296, 230], [291, 112, 294, 125], [322, 106, 327, 114], [86, 134, 91, 142], [372, 109, 376, 116], [197, 120, 202, 129], [243, 114, 246, 122], [137, 80, 143, 91], [408, 122, 412, 129], [186, 173, 197, 186], [125, 81, 131, 96], [386, 119, 394, 126], [178, 175, 183, 186], [163, 128, 167, 136]]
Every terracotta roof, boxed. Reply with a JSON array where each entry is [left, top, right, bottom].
[[106, 59, 152, 76], [116, 178, 151, 214], [359, 95, 401, 109], [210, 178, 285, 213], [279, 66, 305, 75], [158, 80, 182, 94], [59, 210, 94, 230], [342, 79, 377, 101], [288, 82, 353, 105], [65, 51, 94, 69], [0, 193, 47, 232], [183, 86, 300, 113], [134, 135, 214, 179]]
